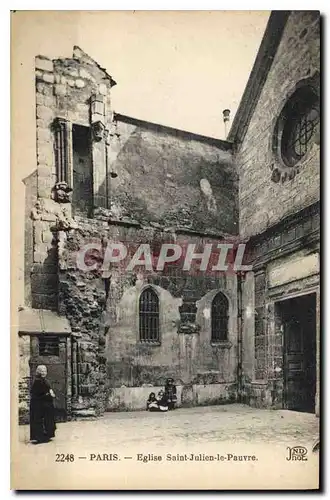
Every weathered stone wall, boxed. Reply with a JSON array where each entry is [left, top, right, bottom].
[[234, 11, 320, 412], [23, 171, 37, 307], [107, 116, 237, 235], [58, 217, 238, 412], [28, 45, 238, 414], [18, 335, 31, 423], [31, 46, 237, 315], [237, 11, 320, 240], [240, 203, 320, 409], [31, 46, 115, 310], [57, 217, 108, 415]]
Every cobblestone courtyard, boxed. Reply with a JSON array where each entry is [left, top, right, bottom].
[[13, 404, 319, 490]]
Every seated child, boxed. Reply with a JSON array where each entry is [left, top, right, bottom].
[[146, 392, 159, 412], [156, 390, 168, 412]]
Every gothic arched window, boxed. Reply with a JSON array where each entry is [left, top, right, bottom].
[[211, 292, 229, 343], [139, 288, 160, 343]]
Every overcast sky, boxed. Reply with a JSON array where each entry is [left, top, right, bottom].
[[13, 10, 270, 140]]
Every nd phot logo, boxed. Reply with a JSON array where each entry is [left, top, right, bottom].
[[286, 446, 308, 461]]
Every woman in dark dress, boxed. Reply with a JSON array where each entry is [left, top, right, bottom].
[[30, 365, 56, 444]]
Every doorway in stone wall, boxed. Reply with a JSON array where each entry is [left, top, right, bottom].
[[278, 293, 316, 413], [30, 334, 68, 421]]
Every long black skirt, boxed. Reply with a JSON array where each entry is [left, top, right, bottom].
[[30, 399, 56, 442]]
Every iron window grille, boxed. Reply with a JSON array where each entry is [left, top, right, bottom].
[[280, 86, 319, 167], [38, 335, 60, 356], [211, 292, 229, 343], [139, 288, 160, 343]]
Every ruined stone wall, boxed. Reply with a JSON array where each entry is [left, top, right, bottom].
[[107, 117, 237, 235], [29, 45, 239, 414], [237, 11, 320, 240], [31, 46, 115, 311], [58, 218, 238, 412], [32, 46, 237, 314]]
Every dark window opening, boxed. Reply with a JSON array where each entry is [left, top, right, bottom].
[[139, 288, 160, 343], [211, 292, 229, 342], [72, 124, 93, 216], [280, 86, 319, 167], [38, 335, 60, 356]]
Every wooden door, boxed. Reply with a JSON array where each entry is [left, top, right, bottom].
[[283, 294, 316, 412]]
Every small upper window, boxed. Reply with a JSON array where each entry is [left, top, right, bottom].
[[280, 86, 319, 167], [38, 335, 60, 356]]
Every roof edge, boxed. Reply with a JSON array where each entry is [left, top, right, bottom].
[[227, 11, 291, 145], [114, 113, 233, 151]]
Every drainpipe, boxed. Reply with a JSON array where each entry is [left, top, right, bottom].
[[105, 141, 109, 209], [237, 272, 243, 402]]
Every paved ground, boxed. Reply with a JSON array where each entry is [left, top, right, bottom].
[[13, 404, 320, 490]]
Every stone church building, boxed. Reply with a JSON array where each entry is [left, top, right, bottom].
[[18, 11, 320, 422]]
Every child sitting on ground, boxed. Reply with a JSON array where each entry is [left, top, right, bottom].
[[156, 389, 168, 412], [146, 392, 159, 412]]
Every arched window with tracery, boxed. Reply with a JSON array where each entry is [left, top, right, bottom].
[[211, 292, 229, 342], [139, 287, 160, 343], [280, 86, 319, 167]]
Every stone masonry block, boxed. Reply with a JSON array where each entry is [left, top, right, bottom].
[[36, 93, 44, 105], [75, 79, 85, 88], [37, 155, 53, 169], [43, 73, 55, 84], [33, 224, 43, 245], [34, 242, 51, 256], [36, 105, 54, 122], [38, 174, 54, 191], [42, 229, 54, 244], [37, 128, 52, 143], [35, 56, 54, 73], [41, 212, 57, 223], [54, 84, 67, 96], [44, 95, 56, 107], [37, 180, 53, 198], [37, 118, 49, 130], [36, 83, 53, 97], [65, 67, 79, 78], [33, 251, 46, 264], [79, 68, 93, 80], [37, 148, 54, 168], [36, 220, 51, 232], [98, 83, 108, 95]]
